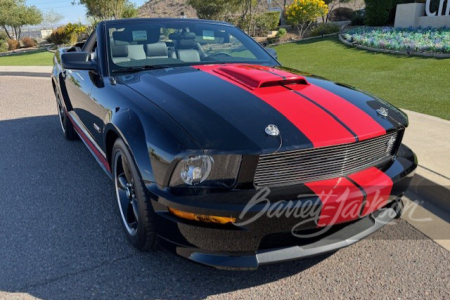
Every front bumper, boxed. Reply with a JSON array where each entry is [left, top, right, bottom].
[[148, 144, 417, 270]]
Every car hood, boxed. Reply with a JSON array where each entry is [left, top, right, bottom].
[[119, 64, 408, 154]]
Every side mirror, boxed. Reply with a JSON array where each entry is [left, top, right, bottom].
[[265, 48, 277, 60], [61, 52, 97, 71]]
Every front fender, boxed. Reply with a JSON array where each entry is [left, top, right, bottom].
[[104, 108, 155, 184]]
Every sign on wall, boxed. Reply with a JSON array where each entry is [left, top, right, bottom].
[[394, 1, 450, 28], [425, 0, 450, 17]]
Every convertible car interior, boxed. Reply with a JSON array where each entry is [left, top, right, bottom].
[[109, 25, 252, 66]]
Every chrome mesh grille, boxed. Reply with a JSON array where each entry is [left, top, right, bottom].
[[254, 132, 398, 187]]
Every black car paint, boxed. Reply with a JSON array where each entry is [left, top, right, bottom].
[[52, 19, 416, 269]]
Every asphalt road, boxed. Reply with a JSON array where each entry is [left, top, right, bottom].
[[0, 76, 449, 300]]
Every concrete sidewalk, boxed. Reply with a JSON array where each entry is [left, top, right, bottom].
[[403, 109, 450, 211]]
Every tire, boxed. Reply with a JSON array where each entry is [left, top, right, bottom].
[[112, 138, 158, 251], [56, 92, 77, 140]]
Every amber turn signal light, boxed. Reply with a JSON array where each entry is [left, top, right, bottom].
[[168, 208, 236, 224]]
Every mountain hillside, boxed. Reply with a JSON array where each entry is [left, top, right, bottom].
[[138, 0, 293, 19], [138, 0, 198, 18], [138, 0, 365, 19]]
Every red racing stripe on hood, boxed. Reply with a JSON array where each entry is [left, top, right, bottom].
[[305, 177, 364, 226], [348, 167, 393, 216], [195, 64, 356, 147], [286, 83, 386, 141]]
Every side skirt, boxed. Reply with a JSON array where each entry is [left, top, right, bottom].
[[66, 111, 112, 179]]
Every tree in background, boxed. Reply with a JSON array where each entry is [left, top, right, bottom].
[[323, 0, 351, 22], [73, 0, 138, 21], [188, 0, 240, 20], [189, 0, 265, 35], [41, 9, 64, 29], [122, 1, 139, 19], [0, 0, 43, 40], [285, 0, 328, 37]]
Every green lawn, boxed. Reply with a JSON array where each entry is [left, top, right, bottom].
[[0, 49, 53, 66], [274, 36, 450, 120]]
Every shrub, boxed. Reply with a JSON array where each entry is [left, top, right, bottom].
[[65, 23, 87, 45], [364, 0, 392, 26], [7, 39, 20, 50], [265, 11, 281, 31], [285, 0, 329, 37], [351, 9, 365, 25], [0, 31, 8, 42], [0, 42, 7, 53], [276, 28, 287, 38], [255, 12, 281, 36], [21, 36, 37, 48], [0, 31, 7, 52], [310, 23, 340, 37], [330, 7, 354, 21], [48, 26, 70, 45], [48, 23, 87, 45]]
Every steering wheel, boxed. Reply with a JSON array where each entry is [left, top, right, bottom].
[[209, 52, 232, 58]]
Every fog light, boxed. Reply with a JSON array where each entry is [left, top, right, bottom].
[[168, 208, 236, 224]]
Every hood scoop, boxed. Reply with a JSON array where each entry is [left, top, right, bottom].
[[213, 65, 308, 90]]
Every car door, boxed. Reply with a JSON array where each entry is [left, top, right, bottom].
[[64, 33, 102, 143]]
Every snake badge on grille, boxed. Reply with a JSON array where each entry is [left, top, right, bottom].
[[386, 136, 397, 153], [376, 107, 389, 117], [265, 124, 280, 136]]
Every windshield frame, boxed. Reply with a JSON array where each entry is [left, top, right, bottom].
[[104, 19, 280, 75]]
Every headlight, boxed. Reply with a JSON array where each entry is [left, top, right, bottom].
[[170, 155, 242, 188]]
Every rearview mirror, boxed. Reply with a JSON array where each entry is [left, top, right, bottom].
[[265, 48, 277, 60], [61, 52, 97, 71]]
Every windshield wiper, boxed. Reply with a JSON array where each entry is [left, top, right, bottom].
[[112, 65, 171, 74]]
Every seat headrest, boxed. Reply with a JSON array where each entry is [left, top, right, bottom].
[[112, 31, 129, 43], [146, 42, 168, 57], [112, 45, 128, 57], [178, 39, 197, 49], [147, 26, 161, 43]]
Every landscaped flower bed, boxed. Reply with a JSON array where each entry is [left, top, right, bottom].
[[342, 27, 450, 54]]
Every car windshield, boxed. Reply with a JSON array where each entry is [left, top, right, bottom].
[[106, 19, 278, 73]]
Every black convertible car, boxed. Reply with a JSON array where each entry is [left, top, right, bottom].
[[52, 18, 417, 270]]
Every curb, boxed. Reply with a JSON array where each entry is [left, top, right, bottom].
[[266, 33, 339, 47], [0, 71, 49, 77], [409, 170, 450, 214], [338, 33, 450, 58]]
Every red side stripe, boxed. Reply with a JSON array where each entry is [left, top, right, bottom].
[[196, 65, 356, 148], [286, 84, 386, 141], [305, 177, 364, 226], [348, 167, 393, 216], [66, 112, 111, 173]]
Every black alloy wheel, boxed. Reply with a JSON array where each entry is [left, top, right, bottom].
[[113, 138, 157, 250], [55, 93, 77, 140]]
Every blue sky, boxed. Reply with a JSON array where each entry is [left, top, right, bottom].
[[26, 0, 148, 24]]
